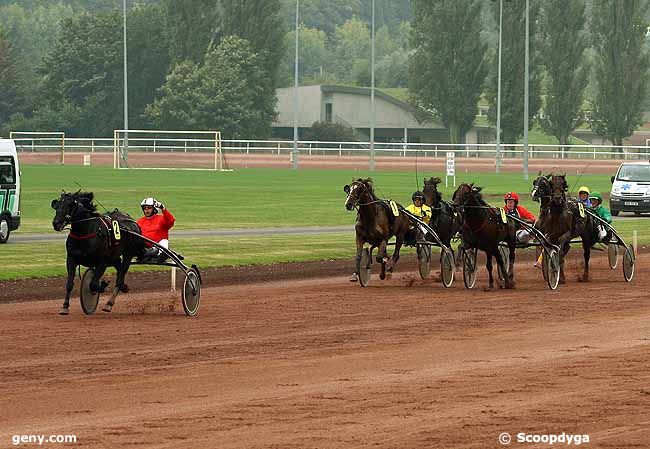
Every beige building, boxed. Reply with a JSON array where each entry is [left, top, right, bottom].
[[273, 85, 491, 144]]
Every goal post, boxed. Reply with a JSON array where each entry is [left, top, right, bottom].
[[9, 131, 66, 164], [113, 129, 229, 171]]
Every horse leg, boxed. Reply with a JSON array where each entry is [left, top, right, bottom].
[[580, 239, 591, 282], [378, 240, 388, 280], [103, 259, 130, 312], [60, 257, 77, 315], [507, 242, 516, 288], [486, 252, 495, 290], [350, 237, 364, 282], [559, 242, 570, 284], [387, 236, 404, 274]]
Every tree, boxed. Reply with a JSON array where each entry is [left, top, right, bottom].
[[0, 27, 29, 127], [302, 121, 357, 142], [485, 0, 543, 144], [331, 17, 370, 84], [277, 25, 330, 86], [590, 0, 650, 147], [146, 36, 277, 139], [37, 6, 170, 135], [279, 0, 362, 35], [539, 0, 589, 146], [164, 0, 285, 85], [410, 0, 488, 143]]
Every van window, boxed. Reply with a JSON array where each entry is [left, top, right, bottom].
[[0, 157, 15, 184], [617, 164, 650, 182]]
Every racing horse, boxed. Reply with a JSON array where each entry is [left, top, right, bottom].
[[422, 176, 463, 265], [344, 178, 410, 281], [452, 183, 517, 289], [51, 191, 144, 314], [532, 173, 595, 283]]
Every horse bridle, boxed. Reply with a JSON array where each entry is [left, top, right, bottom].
[[345, 181, 381, 209]]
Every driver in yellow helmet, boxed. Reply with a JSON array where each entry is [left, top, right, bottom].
[[405, 191, 432, 246], [577, 186, 592, 207]]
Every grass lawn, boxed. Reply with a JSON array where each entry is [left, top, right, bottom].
[[2, 165, 646, 281]]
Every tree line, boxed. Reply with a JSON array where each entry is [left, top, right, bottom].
[[0, 0, 649, 146]]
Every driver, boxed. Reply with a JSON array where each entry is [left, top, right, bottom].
[[405, 191, 432, 246], [504, 192, 536, 243], [577, 186, 592, 207], [137, 197, 175, 261], [589, 191, 612, 242]]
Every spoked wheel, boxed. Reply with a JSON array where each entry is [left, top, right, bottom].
[[607, 243, 619, 270], [182, 267, 201, 316], [623, 244, 635, 282], [497, 245, 510, 282], [358, 247, 372, 287], [416, 244, 432, 279], [462, 247, 478, 289], [544, 248, 560, 290], [80, 268, 100, 315], [440, 247, 455, 288]]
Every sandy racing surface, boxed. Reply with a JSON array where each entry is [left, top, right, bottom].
[[1, 253, 649, 448]]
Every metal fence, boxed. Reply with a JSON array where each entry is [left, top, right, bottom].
[[10, 136, 650, 160]]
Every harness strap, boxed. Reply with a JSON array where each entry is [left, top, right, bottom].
[[69, 232, 97, 240]]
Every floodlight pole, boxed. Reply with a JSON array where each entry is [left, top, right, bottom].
[[122, 0, 129, 167], [495, 0, 503, 174], [369, 0, 376, 171], [523, 0, 529, 180], [291, 0, 299, 170]]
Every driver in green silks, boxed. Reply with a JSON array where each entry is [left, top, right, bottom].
[[589, 191, 612, 242]]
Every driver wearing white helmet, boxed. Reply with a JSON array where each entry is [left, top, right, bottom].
[[137, 197, 175, 261]]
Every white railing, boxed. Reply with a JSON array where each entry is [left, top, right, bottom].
[[10, 137, 650, 160]]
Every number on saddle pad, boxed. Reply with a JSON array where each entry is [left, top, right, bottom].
[[499, 208, 507, 224], [112, 220, 121, 240], [578, 203, 585, 218], [389, 200, 400, 217]]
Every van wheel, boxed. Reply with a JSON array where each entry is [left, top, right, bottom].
[[611, 210, 619, 217], [0, 217, 9, 243]]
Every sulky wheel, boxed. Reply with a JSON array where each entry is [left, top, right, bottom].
[[358, 247, 372, 287], [182, 267, 201, 316], [80, 268, 100, 315], [544, 248, 560, 290], [497, 245, 510, 283], [623, 244, 635, 282], [607, 243, 619, 270], [462, 247, 478, 289], [416, 244, 432, 279], [440, 247, 455, 288]]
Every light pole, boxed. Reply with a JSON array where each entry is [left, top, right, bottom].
[[122, 0, 128, 167], [495, 0, 503, 174], [292, 0, 299, 170], [523, 0, 529, 180], [369, 0, 376, 172]]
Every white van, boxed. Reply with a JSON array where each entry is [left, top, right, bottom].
[[0, 139, 21, 243], [609, 161, 650, 216]]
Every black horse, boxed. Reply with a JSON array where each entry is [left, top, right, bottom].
[[422, 176, 463, 264], [51, 191, 144, 314], [452, 183, 517, 289], [344, 178, 410, 281], [532, 174, 595, 283]]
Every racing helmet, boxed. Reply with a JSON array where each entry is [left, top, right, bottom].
[[140, 197, 158, 214], [504, 192, 520, 204], [412, 191, 424, 202], [578, 186, 590, 195], [589, 191, 603, 203]]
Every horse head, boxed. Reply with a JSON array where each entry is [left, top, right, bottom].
[[344, 178, 375, 211], [531, 173, 552, 205], [452, 183, 482, 206], [550, 174, 568, 206], [51, 190, 97, 231], [422, 177, 442, 208]]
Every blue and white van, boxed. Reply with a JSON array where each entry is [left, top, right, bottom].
[[609, 161, 650, 216], [0, 139, 21, 243]]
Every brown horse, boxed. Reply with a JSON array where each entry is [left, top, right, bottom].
[[452, 183, 517, 289], [344, 178, 410, 281], [532, 173, 595, 283], [422, 176, 463, 264]]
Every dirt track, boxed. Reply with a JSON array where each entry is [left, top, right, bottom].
[[1, 254, 649, 448]]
